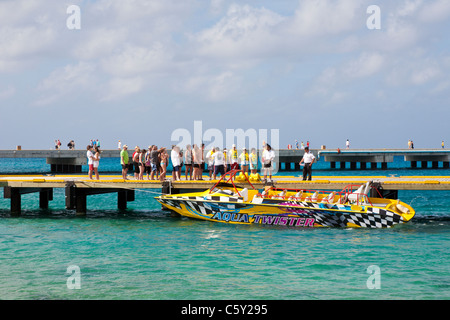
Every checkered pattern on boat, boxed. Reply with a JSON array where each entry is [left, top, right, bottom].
[[280, 200, 405, 228], [158, 196, 406, 228]]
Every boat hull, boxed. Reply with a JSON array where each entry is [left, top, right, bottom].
[[157, 195, 412, 228]]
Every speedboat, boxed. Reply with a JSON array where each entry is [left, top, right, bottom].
[[155, 170, 415, 228]]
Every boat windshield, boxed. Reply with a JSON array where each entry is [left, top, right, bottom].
[[209, 169, 257, 196]]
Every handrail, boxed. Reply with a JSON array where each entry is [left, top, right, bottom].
[[263, 184, 380, 206]]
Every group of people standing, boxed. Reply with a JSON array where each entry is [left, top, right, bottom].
[[86, 144, 101, 180], [115, 142, 279, 182], [120, 145, 169, 182], [54, 139, 75, 150], [88, 141, 316, 182]]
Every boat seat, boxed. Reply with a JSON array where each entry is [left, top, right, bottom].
[[289, 190, 303, 200], [251, 195, 264, 204], [240, 188, 248, 202], [348, 184, 366, 203], [322, 191, 336, 203]]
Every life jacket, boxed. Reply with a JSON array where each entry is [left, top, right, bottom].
[[231, 149, 238, 160], [240, 152, 249, 161]]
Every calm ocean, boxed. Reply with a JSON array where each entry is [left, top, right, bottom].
[[0, 156, 449, 300]]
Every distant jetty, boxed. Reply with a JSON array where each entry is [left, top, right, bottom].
[[0, 148, 449, 173]]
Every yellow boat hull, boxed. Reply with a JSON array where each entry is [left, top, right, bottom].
[[156, 190, 415, 228]]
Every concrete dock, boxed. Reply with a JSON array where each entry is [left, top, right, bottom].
[[1, 174, 450, 216], [1, 148, 450, 173], [319, 149, 450, 169]]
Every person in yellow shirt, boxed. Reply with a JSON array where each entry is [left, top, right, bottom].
[[229, 144, 239, 170], [239, 148, 249, 173], [249, 148, 258, 174]]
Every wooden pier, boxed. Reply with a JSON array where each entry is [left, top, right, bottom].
[[1, 174, 449, 216]]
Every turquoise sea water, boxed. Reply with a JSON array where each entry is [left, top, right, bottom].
[[0, 157, 449, 300]]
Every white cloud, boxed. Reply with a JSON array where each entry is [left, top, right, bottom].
[[181, 71, 240, 102], [34, 62, 96, 106], [419, 0, 450, 22], [194, 4, 285, 59], [73, 27, 129, 60], [100, 42, 174, 77], [344, 52, 385, 78], [0, 85, 16, 99], [289, 0, 365, 37], [100, 76, 144, 101], [410, 64, 441, 85]]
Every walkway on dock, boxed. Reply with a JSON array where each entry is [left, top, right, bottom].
[[1, 174, 450, 216], [2, 174, 450, 190]]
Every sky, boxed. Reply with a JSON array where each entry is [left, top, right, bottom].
[[0, 0, 449, 150]]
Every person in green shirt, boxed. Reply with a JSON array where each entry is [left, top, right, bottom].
[[120, 145, 129, 179]]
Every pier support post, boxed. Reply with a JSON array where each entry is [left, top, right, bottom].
[[118, 190, 127, 210], [421, 161, 428, 169], [432, 161, 439, 169], [9, 188, 21, 216], [65, 182, 76, 210], [340, 162, 346, 170], [411, 161, 417, 168], [39, 188, 53, 209], [75, 192, 87, 216], [350, 162, 357, 170], [371, 162, 377, 170], [360, 162, 367, 170], [4, 186, 54, 216], [444, 162, 449, 169], [117, 189, 134, 211], [330, 162, 336, 169], [381, 162, 387, 170]]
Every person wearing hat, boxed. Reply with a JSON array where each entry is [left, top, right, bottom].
[[229, 144, 239, 170], [299, 147, 315, 181], [261, 143, 275, 183], [239, 148, 249, 173], [120, 145, 129, 179]]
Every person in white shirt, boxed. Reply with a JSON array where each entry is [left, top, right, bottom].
[[261, 144, 275, 183], [212, 147, 225, 180], [86, 145, 94, 179], [171, 145, 181, 181], [299, 147, 316, 181]]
